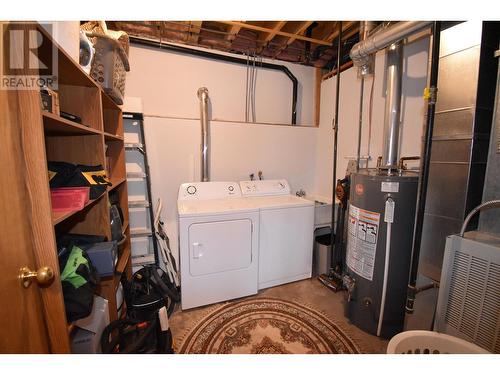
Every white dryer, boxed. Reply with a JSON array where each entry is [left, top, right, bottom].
[[239, 179, 315, 289], [177, 181, 259, 310]]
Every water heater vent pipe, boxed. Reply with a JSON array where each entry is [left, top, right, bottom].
[[382, 42, 404, 167], [349, 21, 432, 168]]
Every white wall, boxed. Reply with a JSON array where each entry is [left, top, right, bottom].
[[313, 36, 430, 201], [41, 21, 80, 63], [125, 44, 316, 126], [143, 117, 317, 264]]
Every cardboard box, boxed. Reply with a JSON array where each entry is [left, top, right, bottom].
[[71, 295, 109, 354]]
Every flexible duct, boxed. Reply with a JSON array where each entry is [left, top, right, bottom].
[[355, 21, 377, 169], [198, 87, 210, 182], [357, 21, 377, 77], [460, 200, 500, 237], [350, 21, 432, 71]]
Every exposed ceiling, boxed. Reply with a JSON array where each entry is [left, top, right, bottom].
[[105, 21, 361, 70]]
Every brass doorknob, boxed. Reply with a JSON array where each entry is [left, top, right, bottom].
[[19, 266, 55, 288]]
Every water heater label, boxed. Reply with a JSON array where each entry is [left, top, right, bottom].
[[381, 181, 399, 193], [346, 204, 380, 281]]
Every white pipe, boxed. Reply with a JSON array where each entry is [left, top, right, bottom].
[[377, 203, 393, 337], [197, 87, 210, 182]]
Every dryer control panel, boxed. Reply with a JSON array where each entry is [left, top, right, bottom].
[[240, 179, 291, 196], [178, 181, 242, 200]]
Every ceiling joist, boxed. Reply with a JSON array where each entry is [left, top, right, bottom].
[[258, 21, 287, 53], [186, 21, 203, 44], [105, 20, 361, 69], [218, 21, 332, 46], [286, 21, 315, 46]]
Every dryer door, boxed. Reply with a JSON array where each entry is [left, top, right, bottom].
[[189, 219, 253, 276]]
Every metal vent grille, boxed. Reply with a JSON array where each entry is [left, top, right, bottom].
[[443, 248, 500, 353]]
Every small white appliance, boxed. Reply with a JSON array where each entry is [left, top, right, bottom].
[[435, 232, 500, 353], [177, 181, 259, 309], [239, 179, 315, 289]]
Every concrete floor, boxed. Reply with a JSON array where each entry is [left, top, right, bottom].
[[169, 278, 389, 353]]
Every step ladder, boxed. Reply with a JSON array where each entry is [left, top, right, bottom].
[[123, 112, 158, 271]]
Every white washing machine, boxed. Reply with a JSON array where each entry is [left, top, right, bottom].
[[177, 181, 259, 309], [239, 179, 315, 289]]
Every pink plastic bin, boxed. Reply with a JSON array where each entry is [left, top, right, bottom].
[[50, 187, 90, 212]]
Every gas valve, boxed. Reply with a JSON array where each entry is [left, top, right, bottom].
[[343, 274, 356, 302], [336, 177, 350, 208]]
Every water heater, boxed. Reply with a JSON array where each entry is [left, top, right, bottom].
[[344, 170, 418, 338]]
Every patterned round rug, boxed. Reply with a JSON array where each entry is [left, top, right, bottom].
[[178, 297, 361, 354]]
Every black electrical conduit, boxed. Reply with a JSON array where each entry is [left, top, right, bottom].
[[330, 22, 343, 270], [406, 21, 441, 314], [129, 36, 298, 125]]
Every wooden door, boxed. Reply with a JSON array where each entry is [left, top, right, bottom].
[[0, 38, 69, 351]]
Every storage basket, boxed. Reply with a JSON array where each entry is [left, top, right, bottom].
[[88, 33, 130, 105], [386, 330, 490, 354]]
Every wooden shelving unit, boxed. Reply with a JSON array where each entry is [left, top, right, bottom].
[[36, 23, 131, 351], [43, 112, 102, 136], [51, 193, 105, 225]]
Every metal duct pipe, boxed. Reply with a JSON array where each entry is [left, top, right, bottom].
[[198, 87, 210, 182], [382, 42, 404, 167], [357, 21, 377, 77], [350, 21, 432, 71], [355, 21, 377, 169]]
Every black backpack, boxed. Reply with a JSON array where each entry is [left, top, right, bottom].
[[58, 244, 100, 322]]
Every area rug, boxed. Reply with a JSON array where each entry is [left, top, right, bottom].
[[177, 297, 361, 354]]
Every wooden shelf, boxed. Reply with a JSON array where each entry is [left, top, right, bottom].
[[101, 89, 122, 112], [122, 219, 129, 235], [43, 112, 101, 136], [108, 177, 126, 192], [104, 132, 124, 141], [52, 192, 105, 225], [116, 246, 131, 275], [37, 23, 97, 88]]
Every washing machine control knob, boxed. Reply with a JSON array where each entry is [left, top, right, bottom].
[[187, 185, 197, 195], [228, 186, 234, 192]]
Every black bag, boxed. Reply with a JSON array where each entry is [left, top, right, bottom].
[[58, 244, 100, 322], [48, 161, 111, 199]]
